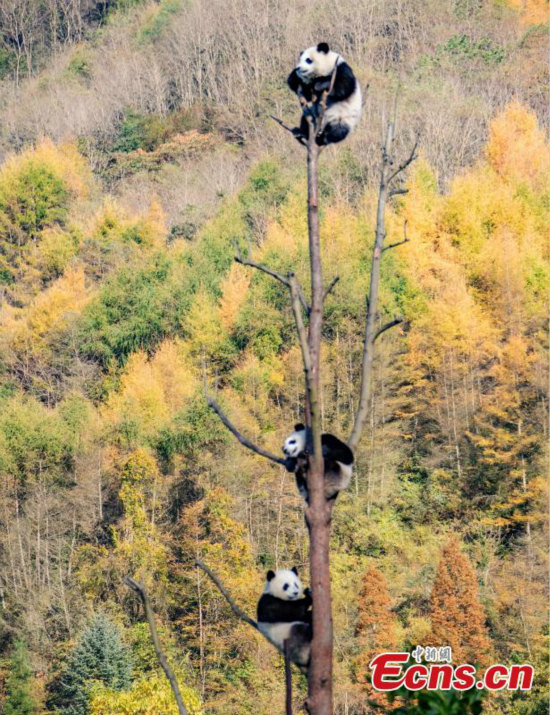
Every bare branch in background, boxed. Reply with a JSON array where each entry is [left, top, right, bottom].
[[323, 275, 340, 301], [348, 117, 418, 452], [284, 639, 293, 715]]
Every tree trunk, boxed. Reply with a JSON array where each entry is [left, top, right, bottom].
[[304, 131, 333, 715]]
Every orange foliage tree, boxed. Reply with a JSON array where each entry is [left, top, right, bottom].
[[354, 565, 398, 709], [428, 539, 492, 666]]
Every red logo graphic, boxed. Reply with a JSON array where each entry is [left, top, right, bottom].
[[369, 651, 534, 692]]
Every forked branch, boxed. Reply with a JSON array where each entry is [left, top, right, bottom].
[[234, 253, 309, 313], [382, 220, 410, 252], [124, 577, 188, 715], [348, 116, 417, 452]]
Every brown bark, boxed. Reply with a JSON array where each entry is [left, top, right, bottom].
[[303, 123, 333, 715]]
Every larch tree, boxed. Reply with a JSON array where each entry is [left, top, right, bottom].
[[429, 539, 492, 666], [354, 565, 398, 710]]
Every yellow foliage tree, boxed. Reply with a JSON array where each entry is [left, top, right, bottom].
[[90, 672, 202, 715], [485, 101, 548, 188]]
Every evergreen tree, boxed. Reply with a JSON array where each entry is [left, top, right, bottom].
[[4, 639, 37, 715], [56, 613, 132, 715], [429, 539, 492, 665]]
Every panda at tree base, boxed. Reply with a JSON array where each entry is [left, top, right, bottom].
[[256, 567, 312, 668], [283, 423, 354, 502], [287, 42, 362, 146]]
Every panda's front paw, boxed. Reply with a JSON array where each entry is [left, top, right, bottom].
[[304, 587, 312, 598], [284, 457, 298, 473]]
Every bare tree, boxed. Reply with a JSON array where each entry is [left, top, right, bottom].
[[200, 84, 418, 713], [348, 111, 418, 451]]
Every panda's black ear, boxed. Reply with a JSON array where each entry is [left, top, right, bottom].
[[266, 570, 276, 581], [317, 42, 330, 54], [291, 566, 299, 575], [294, 423, 305, 431]]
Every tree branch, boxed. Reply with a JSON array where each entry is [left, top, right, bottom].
[[234, 255, 290, 288], [124, 577, 188, 715], [322, 276, 340, 301], [195, 561, 258, 629], [387, 136, 419, 184], [374, 318, 404, 341], [388, 187, 408, 197], [207, 397, 286, 466], [234, 254, 310, 314], [382, 220, 411, 252], [348, 115, 418, 452], [284, 639, 293, 715], [289, 273, 312, 391], [270, 115, 306, 146]]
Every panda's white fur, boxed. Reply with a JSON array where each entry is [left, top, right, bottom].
[[283, 424, 354, 501], [287, 43, 362, 146], [256, 567, 312, 668]]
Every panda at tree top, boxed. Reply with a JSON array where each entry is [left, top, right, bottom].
[[283, 424, 354, 502], [256, 567, 312, 668], [287, 42, 362, 146]]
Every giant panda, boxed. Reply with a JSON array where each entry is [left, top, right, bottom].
[[256, 567, 312, 668], [287, 42, 362, 146], [283, 423, 354, 502]]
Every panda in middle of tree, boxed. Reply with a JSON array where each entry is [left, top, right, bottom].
[[256, 567, 312, 668], [287, 42, 362, 146], [283, 423, 354, 502]]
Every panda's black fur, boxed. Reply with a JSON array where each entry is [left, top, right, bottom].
[[256, 567, 312, 668], [287, 42, 362, 146], [283, 423, 354, 502]]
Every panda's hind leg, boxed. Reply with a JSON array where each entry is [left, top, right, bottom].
[[288, 622, 312, 669], [316, 122, 350, 146]]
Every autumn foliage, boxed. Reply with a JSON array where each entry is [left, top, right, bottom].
[[0, 79, 547, 715], [428, 540, 492, 666]]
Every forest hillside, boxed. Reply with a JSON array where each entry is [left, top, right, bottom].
[[0, 1, 548, 714]]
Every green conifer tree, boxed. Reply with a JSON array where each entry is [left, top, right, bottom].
[[4, 639, 37, 715], [56, 613, 132, 715]]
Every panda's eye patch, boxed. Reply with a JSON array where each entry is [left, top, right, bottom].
[[305, 58, 313, 64], [283, 583, 289, 591]]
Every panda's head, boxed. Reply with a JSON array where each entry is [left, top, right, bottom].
[[296, 42, 339, 83], [282, 423, 307, 458], [264, 567, 304, 601]]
